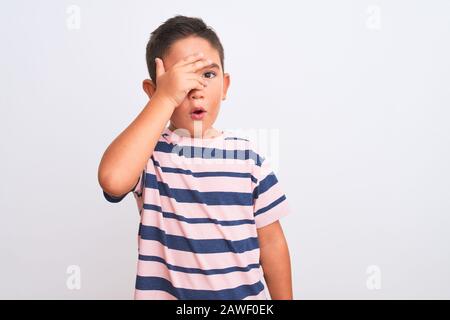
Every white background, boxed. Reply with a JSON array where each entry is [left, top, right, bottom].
[[1, 0, 449, 299]]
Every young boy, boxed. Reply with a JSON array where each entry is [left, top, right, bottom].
[[98, 15, 292, 300]]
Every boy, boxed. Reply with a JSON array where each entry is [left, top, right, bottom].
[[98, 15, 292, 300]]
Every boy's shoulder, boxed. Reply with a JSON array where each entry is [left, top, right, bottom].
[[222, 130, 267, 167], [222, 131, 250, 142], [158, 127, 254, 146]]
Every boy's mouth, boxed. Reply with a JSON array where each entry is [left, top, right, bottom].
[[190, 106, 207, 120]]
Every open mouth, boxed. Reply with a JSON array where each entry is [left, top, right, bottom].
[[191, 107, 207, 120], [191, 106, 206, 113]]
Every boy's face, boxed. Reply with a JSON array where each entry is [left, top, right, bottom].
[[144, 36, 230, 137]]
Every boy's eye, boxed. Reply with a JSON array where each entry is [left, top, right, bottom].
[[203, 71, 216, 79]]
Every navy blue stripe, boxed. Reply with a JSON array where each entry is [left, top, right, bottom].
[[138, 224, 259, 254], [144, 173, 253, 206], [154, 141, 264, 166], [254, 195, 287, 217], [252, 172, 278, 199], [135, 276, 264, 300], [138, 254, 260, 275], [143, 203, 255, 226]]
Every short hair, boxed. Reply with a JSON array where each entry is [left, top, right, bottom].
[[146, 15, 225, 84]]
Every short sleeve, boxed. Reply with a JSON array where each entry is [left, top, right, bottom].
[[103, 169, 145, 203], [251, 149, 290, 229]]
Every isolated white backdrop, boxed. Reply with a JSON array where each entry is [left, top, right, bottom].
[[1, 0, 449, 299]]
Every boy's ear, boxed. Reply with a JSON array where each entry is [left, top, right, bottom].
[[142, 79, 157, 99], [222, 73, 230, 100]]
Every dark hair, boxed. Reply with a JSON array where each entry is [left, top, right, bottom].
[[146, 15, 225, 84]]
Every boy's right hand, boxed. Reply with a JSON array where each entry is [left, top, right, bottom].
[[153, 52, 211, 108]]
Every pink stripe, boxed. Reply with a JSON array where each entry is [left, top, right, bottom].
[[153, 150, 256, 171], [154, 171, 252, 193], [134, 289, 177, 300], [254, 185, 286, 212], [144, 161, 157, 174], [136, 260, 263, 291], [138, 239, 260, 270], [141, 209, 257, 240], [255, 199, 290, 229]]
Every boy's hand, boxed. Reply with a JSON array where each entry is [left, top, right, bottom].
[[153, 52, 211, 108]]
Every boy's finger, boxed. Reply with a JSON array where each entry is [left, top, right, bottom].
[[175, 52, 205, 68], [187, 78, 208, 91], [185, 58, 213, 73], [187, 77, 208, 87]]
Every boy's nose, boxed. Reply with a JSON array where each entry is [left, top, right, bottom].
[[189, 89, 205, 99]]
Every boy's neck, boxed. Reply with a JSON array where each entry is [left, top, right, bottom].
[[168, 122, 222, 139]]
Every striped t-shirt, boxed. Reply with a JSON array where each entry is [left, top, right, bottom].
[[103, 126, 291, 300]]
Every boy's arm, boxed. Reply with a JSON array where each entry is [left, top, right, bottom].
[[98, 94, 176, 197], [98, 53, 210, 197], [257, 220, 293, 300]]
